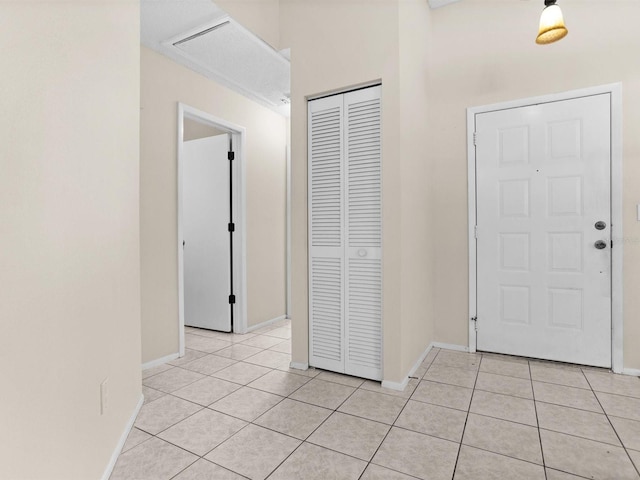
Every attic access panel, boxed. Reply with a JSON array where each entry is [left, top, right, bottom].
[[167, 18, 290, 108]]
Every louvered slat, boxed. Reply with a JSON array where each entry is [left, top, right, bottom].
[[308, 94, 345, 374], [347, 97, 381, 248], [347, 257, 382, 371], [310, 257, 343, 363], [344, 86, 382, 380], [310, 106, 342, 248]]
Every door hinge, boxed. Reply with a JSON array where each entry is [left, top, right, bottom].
[[611, 240, 613, 249], [228, 151, 235, 161], [229, 294, 236, 304], [228, 222, 235, 232], [473, 132, 478, 146], [471, 316, 478, 331], [474, 225, 478, 238]]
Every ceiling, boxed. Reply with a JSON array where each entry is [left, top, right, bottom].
[[141, 0, 290, 116], [141, 0, 467, 116]]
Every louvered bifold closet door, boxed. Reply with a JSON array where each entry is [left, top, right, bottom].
[[308, 94, 345, 373], [344, 86, 382, 380]]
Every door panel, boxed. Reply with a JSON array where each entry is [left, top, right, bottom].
[[476, 94, 611, 367], [308, 94, 345, 373], [183, 134, 232, 332], [344, 86, 382, 380]]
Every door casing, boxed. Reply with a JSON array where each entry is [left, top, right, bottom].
[[466, 83, 623, 373], [177, 103, 248, 357]]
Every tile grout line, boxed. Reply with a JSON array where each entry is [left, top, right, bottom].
[[175, 343, 296, 478], [118, 330, 294, 480], [126, 330, 638, 480], [424, 366, 602, 475], [424, 371, 622, 413], [529, 360, 548, 480], [261, 440, 305, 480], [200, 347, 380, 478], [582, 367, 640, 477], [536, 425, 624, 449], [135, 400, 206, 438], [261, 370, 368, 479], [442, 357, 554, 471], [137, 341, 282, 441], [356, 359, 427, 480], [143, 366, 215, 394], [458, 444, 554, 469], [137, 376, 266, 446], [443, 349, 480, 479], [354, 353, 442, 479]]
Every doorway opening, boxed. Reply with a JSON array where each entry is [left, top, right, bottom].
[[177, 103, 247, 357], [467, 83, 623, 372]]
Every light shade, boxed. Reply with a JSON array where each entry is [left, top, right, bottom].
[[536, 3, 568, 45]]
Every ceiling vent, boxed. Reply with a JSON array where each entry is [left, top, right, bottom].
[[164, 17, 290, 112]]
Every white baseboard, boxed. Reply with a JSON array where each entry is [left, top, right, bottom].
[[408, 344, 435, 378], [142, 352, 180, 371], [380, 342, 470, 392], [247, 314, 287, 333], [431, 342, 469, 353], [381, 343, 435, 392], [622, 368, 640, 377], [101, 394, 144, 480], [289, 361, 309, 371], [381, 378, 408, 391]]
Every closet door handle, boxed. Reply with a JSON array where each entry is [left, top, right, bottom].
[[358, 249, 367, 257]]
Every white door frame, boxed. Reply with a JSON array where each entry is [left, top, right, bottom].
[[286, 144, 292, 318], [177, 103, 248, 356], [467, 83, 623, 373]]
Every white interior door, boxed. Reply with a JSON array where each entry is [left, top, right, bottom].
[[308, 93, 345, 373], [475, 94, 611, 367], [308, 85, 382, 381], [344, 86, 382, 380], [183, 134, 232, 332]]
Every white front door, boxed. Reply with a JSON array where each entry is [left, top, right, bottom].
[[183, 134, 232, 332], [475, 94, 611, 367]]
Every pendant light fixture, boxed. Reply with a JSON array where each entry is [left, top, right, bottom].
[[536, 0, 568, 45]]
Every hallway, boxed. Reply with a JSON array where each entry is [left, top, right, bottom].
[[111, 319, 640, 479]]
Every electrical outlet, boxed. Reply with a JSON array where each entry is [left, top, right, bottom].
[[100, 378, 108, 415]]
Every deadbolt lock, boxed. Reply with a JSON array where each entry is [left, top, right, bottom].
[[595, 221, 606, 230]]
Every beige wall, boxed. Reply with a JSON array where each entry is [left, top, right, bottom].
[[183, 118, 226, 141], [217, 0, 281, 49], [281, 0, 401, 379], [281, 0, 438, 383], [140, 47, 287, 363], [0, 1, 141, 479], [398, 0, 437, 375], [427, 0, 640, 370]]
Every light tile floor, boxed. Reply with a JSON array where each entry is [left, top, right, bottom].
[[111, 320, 640, 480]]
